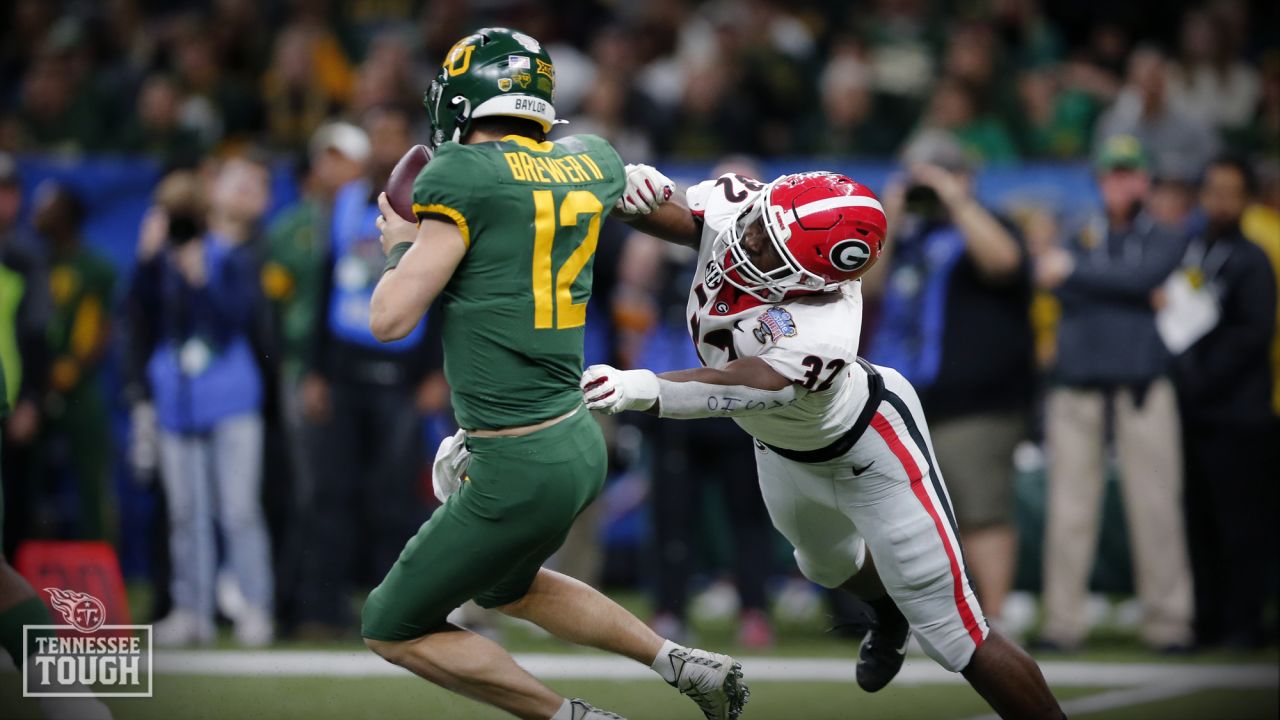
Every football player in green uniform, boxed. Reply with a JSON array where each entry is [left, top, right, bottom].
[[360, 28, 748, 720], [1, 264, 111, 720]]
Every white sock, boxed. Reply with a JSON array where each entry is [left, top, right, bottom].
[[551, 698, 575, 720], [650, 639, 683, 684]]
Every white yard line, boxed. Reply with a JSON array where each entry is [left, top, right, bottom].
[[151, 650, 1280, 691], [964, 684, 1204, 720]]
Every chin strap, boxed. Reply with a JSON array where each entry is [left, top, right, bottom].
[[450, 96, 472, 144]]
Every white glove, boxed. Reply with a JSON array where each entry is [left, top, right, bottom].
[[431, 429, 470, 503], [581, 364, 660, 414], [615, 164, 675, 216]]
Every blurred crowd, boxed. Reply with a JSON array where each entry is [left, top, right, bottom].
[[0, 0, 1277, 166], [0, 0, 1277, 657]]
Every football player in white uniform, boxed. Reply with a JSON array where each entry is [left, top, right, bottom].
[[588, 167, 1062, 719]]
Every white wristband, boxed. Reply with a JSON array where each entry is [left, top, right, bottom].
[[656, 379, 800, 419]]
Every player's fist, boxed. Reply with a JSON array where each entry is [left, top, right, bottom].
[[615, 164, 675, 216], [581, 364, 660, 414], [431, 429, 470, 503]]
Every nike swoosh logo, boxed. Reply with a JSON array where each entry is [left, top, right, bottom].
[[851, 461, 875, 476]]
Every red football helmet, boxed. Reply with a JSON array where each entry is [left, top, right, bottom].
[[713, 172, 887, 302]]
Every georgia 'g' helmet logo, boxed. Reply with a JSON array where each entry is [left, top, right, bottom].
[[829, 238, 871, 272]]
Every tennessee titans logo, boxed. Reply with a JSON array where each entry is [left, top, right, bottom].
[[705, 260, 724, 290], [830, 238, 871, 272], [753, 306, 798, 344], [45, 588, 107, 633]]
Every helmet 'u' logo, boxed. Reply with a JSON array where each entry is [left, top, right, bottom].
[[444, 44, 475, 77]]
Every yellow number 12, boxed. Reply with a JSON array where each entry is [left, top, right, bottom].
[[532, 189, 602, 329]]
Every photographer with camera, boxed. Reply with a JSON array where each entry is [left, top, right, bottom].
[[125, 166, 273, 647], [865, 133, 1034, 633]]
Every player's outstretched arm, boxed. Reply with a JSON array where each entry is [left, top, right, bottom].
[[370, 193, 466, 342], [581, 357, 800, 419], [612, 164, 701, 249]]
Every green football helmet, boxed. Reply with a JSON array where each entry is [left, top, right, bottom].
[[425, 27, 559, 148]]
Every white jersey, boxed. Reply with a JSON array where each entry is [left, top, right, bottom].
[[684, 173, 871, 451]]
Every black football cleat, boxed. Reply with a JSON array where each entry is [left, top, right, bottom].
[[856, 600, 911, 693]]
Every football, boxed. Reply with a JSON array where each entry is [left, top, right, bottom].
[[385, 144, 433, 222]]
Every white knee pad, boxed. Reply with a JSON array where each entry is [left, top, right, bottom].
[[793, 539, 866, 589]]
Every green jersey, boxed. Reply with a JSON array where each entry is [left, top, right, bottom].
[[47, 246, 116, 394], [412, 134, 625, 430], [263, 198, 328, 383]]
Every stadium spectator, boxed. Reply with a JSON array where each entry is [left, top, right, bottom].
[[115, 73, 205, 169], [857, 0, 939, 121], [1147, 160, 1201, 232], [989, 0, 1063, 71], [292, 106, 441, 639], [31, 183, 115, 540], [563, 25, 662, 163], [1167, 8, 1260, 135], [1242, 161, 1280, 417], [261, 26, 349, 156], [941, 21, 1017, 130], [865, 135, 1034, 630], [349, 32, 419, 121], [808, 38, 904, 156], [15, 49, 101, 154], [128, 165, 274, 648], [912, 77, 1019, 165], [1094, 46, 1221, 181], [1172, 156, 1277, 649], [0, 154, 50, 554], [664, 60, 753, 159], [170, 24, 261, 149], [1016, 68, 1101, 159], [567, 79, 653, 165], [1244, 53, 1280, 159], [262, 121, 369, 627], [206, 0, 271, 83], [732, 0, 816, 155], [1035, 135, 1193, 652]]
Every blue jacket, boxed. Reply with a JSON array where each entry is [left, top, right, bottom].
[[1054, 213, 1188, 387], [130, 234, 262, 432]]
